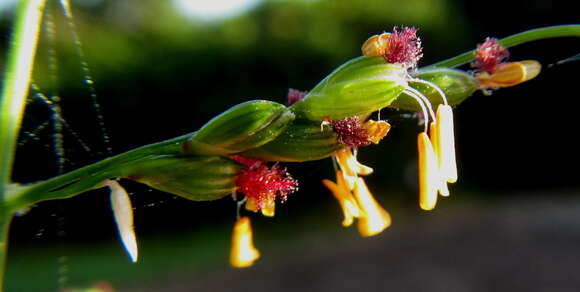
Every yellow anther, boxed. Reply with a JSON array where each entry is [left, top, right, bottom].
[[260, 196, 276, 217], [361, 33, 391, 57], [353, 178, 391, 237], [245, 197, 259, 212], [429, 122, 449, 197], [418, 132, 438, 211], [520, 60, 541, 82], [336, 148, 374, 177], [323, 170, 362, 227], [336, 149, 356, 177], [436, 104, 457, 183], [340, 168, 357, 191], [476, 60, 541, 88], [429, 122, 439, 160], [363, 120, 391, 144], [230, 217, 260, 268], [245, 195, 275, 217]]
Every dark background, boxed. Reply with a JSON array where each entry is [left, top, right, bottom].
[[1, 0, 579, 291]]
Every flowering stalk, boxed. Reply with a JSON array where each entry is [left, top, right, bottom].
[[0, 17, 579, 281], [428, 25, 580, 69], [7, 26, 578, 207]]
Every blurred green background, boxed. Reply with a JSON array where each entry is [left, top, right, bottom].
[[1, 0, 579, 291]]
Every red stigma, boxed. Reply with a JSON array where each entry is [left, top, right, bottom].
[[287, 88, 308, 105], [385, 27, 423, 69], [234, 157, 299, 210], [331, 116, 371, 149], [472, 37, 509, 74]]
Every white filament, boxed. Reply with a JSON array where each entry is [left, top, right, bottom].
[[405, 87, 436, 121], [409, 78, 449, 105], [403, 88, 432, 133]]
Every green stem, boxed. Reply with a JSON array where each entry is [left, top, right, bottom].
[[0, 0, 47, 290], [0, 215, 12, 290], [7, 135, 188, 210], [427, 25, 580, 69]]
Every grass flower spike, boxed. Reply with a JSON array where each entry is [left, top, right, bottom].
[[3, 16, 576, 284], [230, 217, 260, 268]]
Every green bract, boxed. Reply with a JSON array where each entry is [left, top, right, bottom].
[[290, 56, 407, 121], [184, 100, 295, 156], [121, 155, 242, 201], [390, 68, 478, 111], [241, 119, 341, 162]]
